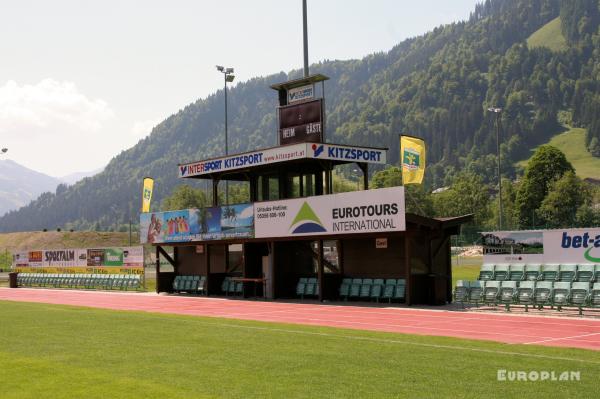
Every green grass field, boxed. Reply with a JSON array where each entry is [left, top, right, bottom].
[[527, 17, 567, 52], [1, 301, 598, 398], [452, 256, 482, 287], [517, 126, 600, 180]]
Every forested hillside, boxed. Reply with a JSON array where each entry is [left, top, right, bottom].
[[1, 0, 599, 233]]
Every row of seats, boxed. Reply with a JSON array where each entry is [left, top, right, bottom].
[[17, 273, 142, 290], [479, 264, 599, 282], [221, 276, 243, 296], [340, 278, 406, 302], [296, 277, 319, 299], [454, 280, 600, 314], [172, 275, 206, 295]]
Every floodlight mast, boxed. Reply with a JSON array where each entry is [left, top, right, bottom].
[[216, 65, 236, 205], [488, 107, 503, 230], [302, 0, 309, 77]]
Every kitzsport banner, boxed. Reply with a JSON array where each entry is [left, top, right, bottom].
[[482, 228, 600, 264], [254, 186, 406, 238], [12, 246, 144, 274], [139, 203, 254, 244]]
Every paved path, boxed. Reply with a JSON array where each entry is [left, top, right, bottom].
[[1, 287, 600, 351]]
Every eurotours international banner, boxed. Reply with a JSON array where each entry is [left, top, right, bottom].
[[254, 186, 406, 238], [482, 228, 600, 264], [12, 246, 144, 274]]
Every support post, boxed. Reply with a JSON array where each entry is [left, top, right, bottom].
[[404, 235, 412, 306], [155, 246, 160, 294], [317, 240, 324, 302]]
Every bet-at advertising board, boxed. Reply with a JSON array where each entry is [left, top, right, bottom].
[[482, 228, 600, 264], [12, 246, 144, 274]]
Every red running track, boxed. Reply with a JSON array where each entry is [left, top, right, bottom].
[[2, 288, 600, 351]]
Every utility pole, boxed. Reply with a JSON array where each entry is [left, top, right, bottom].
[[488, 107, 503, 230]]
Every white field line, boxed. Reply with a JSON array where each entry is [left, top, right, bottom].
[[523, 332, 600, 345], [197, 320, 600, 365]]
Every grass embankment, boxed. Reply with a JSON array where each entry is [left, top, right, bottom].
[[0, 231, 134, 252], [517, 127, 600, 180], [526, 17, 567, 52], [1, 301, 598, 398]]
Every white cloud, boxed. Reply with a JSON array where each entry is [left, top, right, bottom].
[[131, 118, 160, 138], [0, 79, 114, 139]]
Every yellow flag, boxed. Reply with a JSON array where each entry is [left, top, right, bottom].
[[142, 177, 154, 212], [400, 136, 426, 184]]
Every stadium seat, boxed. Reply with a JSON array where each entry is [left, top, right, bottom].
[[222, 277, 231, 295], [304, 278, 317, 297], [468, 280, 484, 306], [494, 265, 509, 281], [478, 264, 494, 281], [498, 281, 517, 310], [590, 283, 600, 308], [516, 280, 535, 311], [382, 279, 396, 303], [575, 264, 595, 282], [360, 279, 372, 299], [295, 277, 307, 298], [570, 282, 591, 315], [393, 279, 406, 302], [453, 280, 469, 307], [173, 275, 183, 292], [551, 282, 571, 311], [508, 264, 524, 281], [350, 279, 362, 298], [339, 278, 352, 300], [483, 281, 500, 306], [370, 279, 384, 302], [197, 276, 206, 295], [533, 281, 553, 309], [524, 264, 541, 281], [540, 264, 559, 281], [557, 264, 577, 282]]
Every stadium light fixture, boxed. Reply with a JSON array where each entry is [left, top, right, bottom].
[[1, 148, 7, 154], [216, 65, 236, 205], [487, 106, 503, 230]]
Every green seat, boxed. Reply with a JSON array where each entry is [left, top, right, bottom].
[[173, 275, 183, 292], [590, 283, 600, 308], [524, 264, 541, 281], [478, 264, 494, 281], [197, 276, 206, 295], [508, 264, 524, 281], [540, 264, 559, 281], [494, 265, 509, 281], [227, 279, 237, 295], [370, 279, 384, 302], [558, 264, 577, 282], [296, 277, 307, 298], [221, 277, 231, 295], [339, 278, 351, 300], [570, 282, 590, 315], [499, 281, 517, 310], [575, 264, 594, 282], [360, 279, 373, 299], [468, 280, 484, 306], [453, 280, 469, 306], [350, 279, 362, 298], [483, 280, 500, 305], [382, 279, 396, 303], [393, 279, 406, 302], [551, 282, 570, 311], [516, 280, 535, 311], [305, 278, 317, 297], [235, 281, 243, 295], [533, 281, 553, 309]]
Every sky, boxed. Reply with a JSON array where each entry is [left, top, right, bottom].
[[0, 0, 479, 177]]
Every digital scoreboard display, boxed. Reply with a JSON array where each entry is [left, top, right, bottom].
[[278, 98, 323, 145]]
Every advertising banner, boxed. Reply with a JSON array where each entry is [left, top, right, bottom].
[[12, 246, 144, 274], [308, 143, 387, 164], [178, 143, 388, 178], [140, 203, 255, 244], [254, 186, 405, 238], [482, 228, 600, 264]]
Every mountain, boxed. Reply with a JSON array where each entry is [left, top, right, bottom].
[[1, 0, 599, 232], [59, 167, 104, 186], [0, 160, 61, 216]]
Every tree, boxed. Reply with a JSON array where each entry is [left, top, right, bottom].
[[432, 171, 490, 226], [515, 145, 574, 228], [161, 185, 208, 211], [537, 171, 591, 228]]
